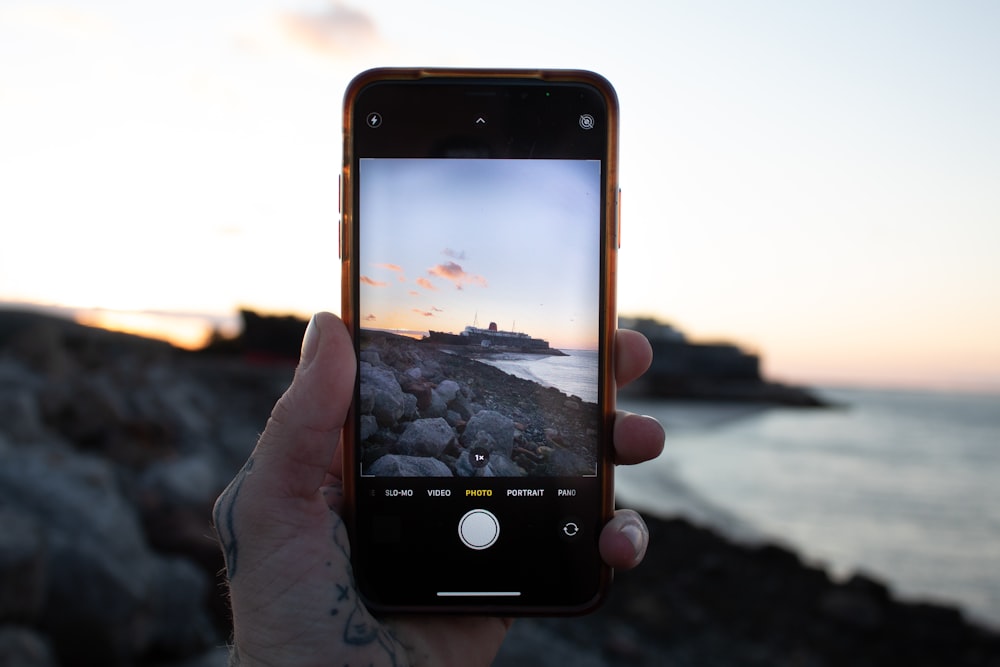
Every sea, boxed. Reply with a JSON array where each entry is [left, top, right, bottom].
[[477, 352, 1000, 630], [478, 349, 600, 404]]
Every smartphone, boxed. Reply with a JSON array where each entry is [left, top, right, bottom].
[[340, 68, 619, 614]]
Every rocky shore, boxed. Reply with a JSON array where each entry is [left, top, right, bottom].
[[1, 309, 997, 666], [359, 329, 599, 477]]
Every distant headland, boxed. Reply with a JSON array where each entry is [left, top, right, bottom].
[[619, 317, 827, 406]]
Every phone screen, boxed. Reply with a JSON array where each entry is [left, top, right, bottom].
[[342, 70, 618, 613]]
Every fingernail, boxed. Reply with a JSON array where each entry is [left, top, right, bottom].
[[621, 521, 646, 563], [300, 314, 321, 368]]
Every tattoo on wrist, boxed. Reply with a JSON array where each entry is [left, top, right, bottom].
[[330, 512, 404, 664], [213, 456, 255, 579]]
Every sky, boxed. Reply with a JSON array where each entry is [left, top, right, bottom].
[[359, 159, 601, 350], [1, 1, 998, 391]]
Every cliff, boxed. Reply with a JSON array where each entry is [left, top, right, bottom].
[[620, 317, 827, 406]]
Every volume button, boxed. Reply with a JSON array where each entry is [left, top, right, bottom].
[[337, 174, 343, 259], [616, 188, 622, 248]]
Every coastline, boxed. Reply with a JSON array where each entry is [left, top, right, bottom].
[[496, 513, 1000, 667], [618, 389, 1000, 632], [0, 309, 997, 666], [359, 329, 599, 477]]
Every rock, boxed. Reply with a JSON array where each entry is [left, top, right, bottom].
[[399, 374, 432, 409], [360, 415, 378, 440], [455, 449, 494, 477], [421, 388, 449, 418], [0, 447, 215, 665], [493, 619, 607, 667], [454, 448, 523, 477], [0, 387, 46, 444], [445, 410, 464, 427], [359, 364, 406, 426], [137, 455, 223, 569], [449, 396, 475, 422], [463, 410, 514, 458], [486, 453, 524, 477], [435, 379, 461, 403], [542, 447, 592, 476], [368, 454, 453, 477], [0, 508, 47, 623], [41, 534, 152, 665], [0, 627, 58, 667], [401, 391, 419, 420], [396, 418, 455, 458], [820, 587, 885, 632], [146, 557, 216, 658], [140, 455, 218, 507], [39, 373, 126, 447]]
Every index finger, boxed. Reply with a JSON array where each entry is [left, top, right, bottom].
[[615, 328, 653, 388]]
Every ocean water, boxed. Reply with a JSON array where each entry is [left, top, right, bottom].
[[477, 349, 599, 404], [617, 388, 1000, 630]]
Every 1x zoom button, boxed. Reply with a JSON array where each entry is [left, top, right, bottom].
[[458, 509, 499, 550]]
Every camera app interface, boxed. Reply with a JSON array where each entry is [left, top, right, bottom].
[[358, 158, 602, 479]]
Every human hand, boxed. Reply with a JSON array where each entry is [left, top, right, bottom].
[[213, 312, 664, 666]]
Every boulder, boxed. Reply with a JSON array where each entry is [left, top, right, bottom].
[[396, 418, 455, 458], [0, 627, 58, 667], [359, 364, 406, 426], [0, 508, 47, 623], [0, 386, 46, 444], [434, 379, 461, 403], [145, 557, 217, 658], [368, 454, 453, 477], [455, 450, 523, 477], [487, 454, 524, 477], [542, 448, 593, 476], [137, 455, 223, 567], [455, 449, 494, 477], [359, 349, 381, 365], [463, 410, 514, 458], [360, 415, 379, 441], [0, 447, 215, 665]]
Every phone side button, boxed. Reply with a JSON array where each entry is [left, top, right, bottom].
[[617, 187, 622, 248], [458, 509, 500, 550]]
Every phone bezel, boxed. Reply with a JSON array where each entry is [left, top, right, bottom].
[[340, 68, 619, 614]]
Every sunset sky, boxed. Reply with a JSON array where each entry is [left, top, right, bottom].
[[359, 159, 601, 350], [1, 2, 998, 391]]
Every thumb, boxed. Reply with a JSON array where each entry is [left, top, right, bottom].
[[251, 311, 356, 500]]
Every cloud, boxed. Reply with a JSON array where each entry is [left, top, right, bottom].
[[278, 3, 380, 58], [443, 248, 467, 260], [416, 277, 436, 291], [375, 263, 406, 282], [428, 262, 487, 290], [235, 2, 382, 61], [432, 306, 444, 312], [377, 263, 404, 272], [360, 275, 387, 287], [412, 309, 435, 317], [364, 313, 376, 321]]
